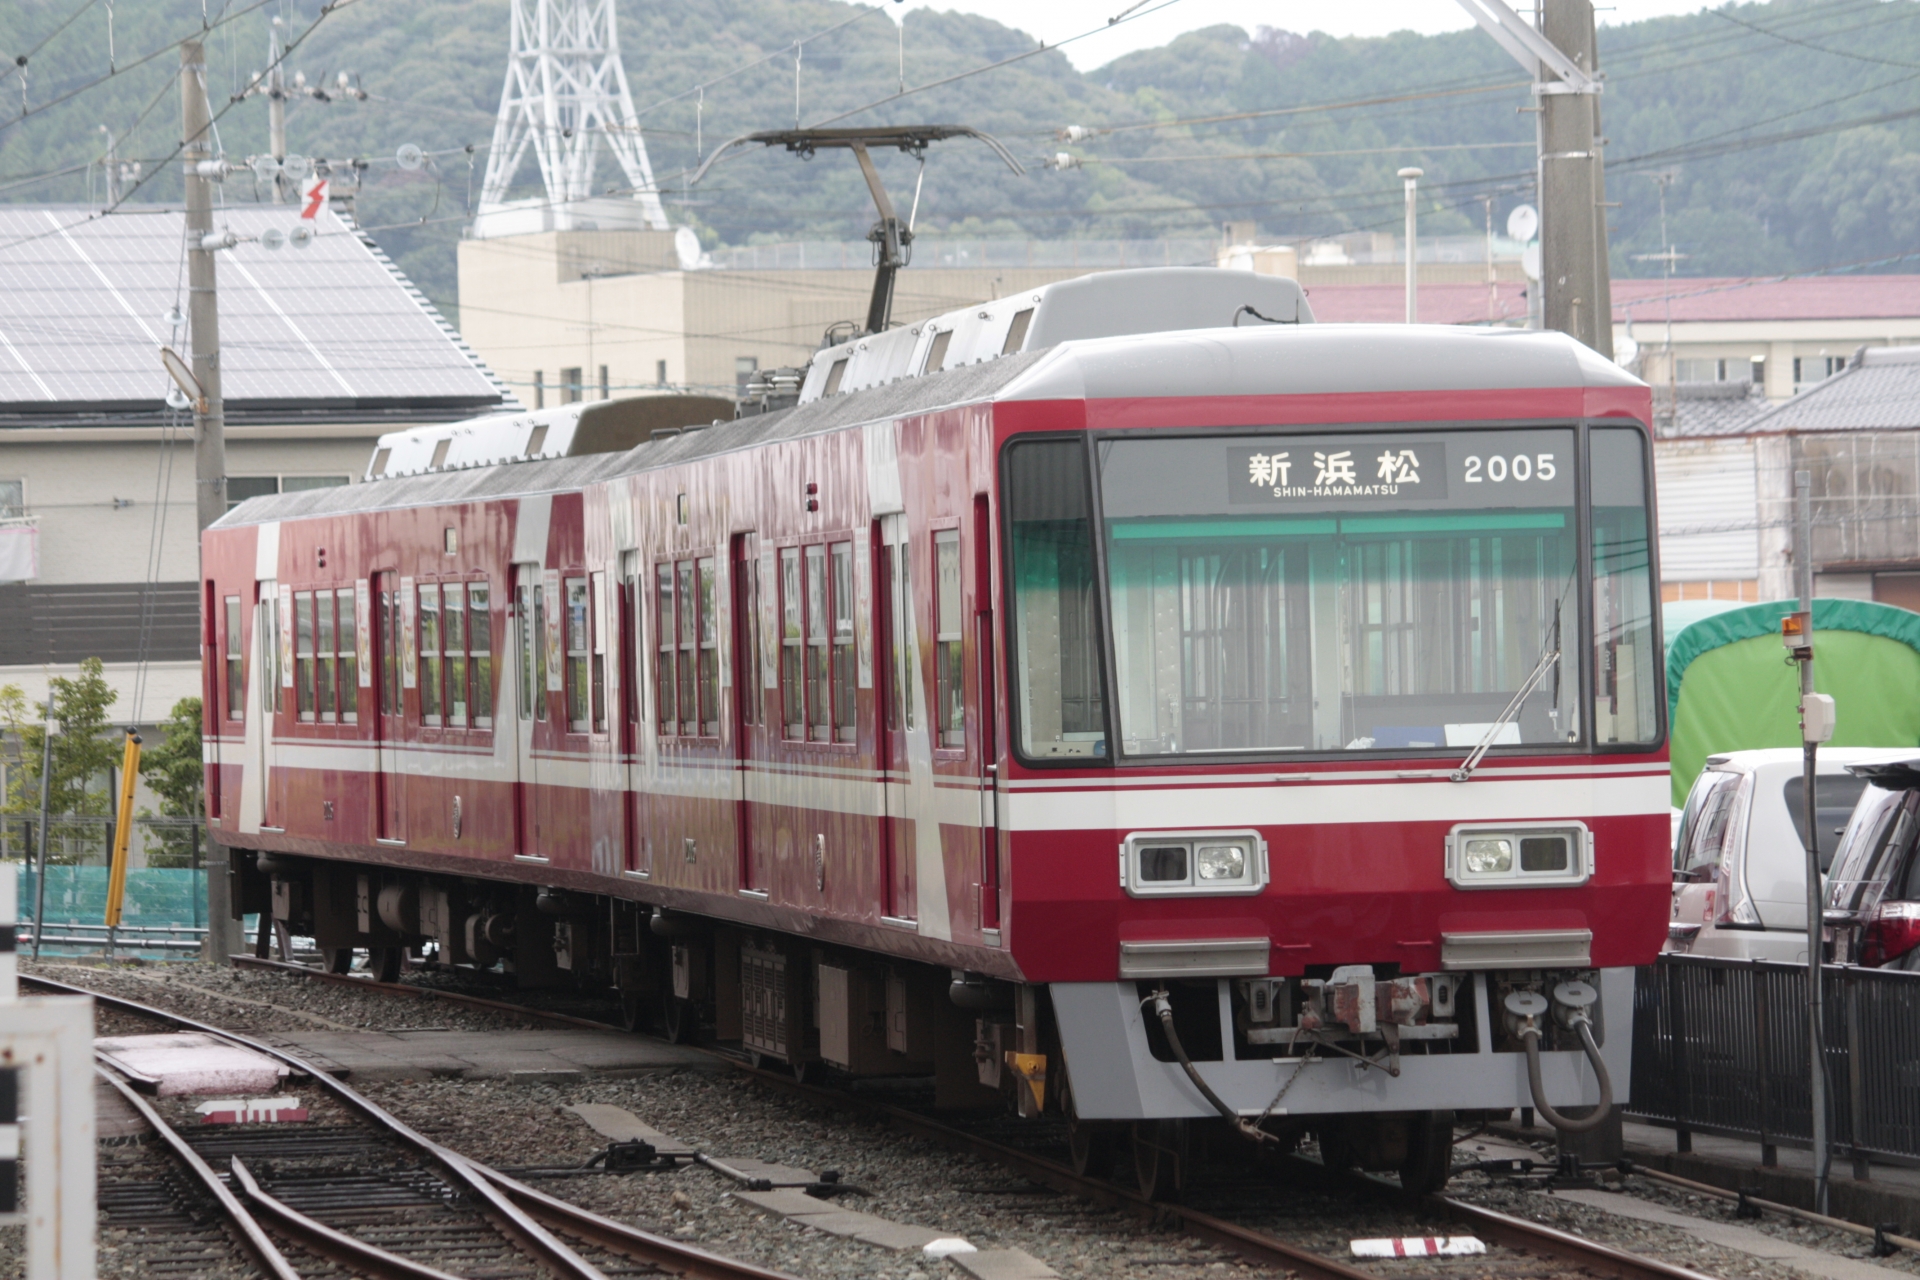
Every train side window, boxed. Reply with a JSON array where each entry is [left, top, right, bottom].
[[1591, 427, 1657, 745], [257, 589, 280, 718], [516, 571, 535, 722], [565, 575, 590, 732], [379, 577, 400, 717], [295, 591, 317, 722], [696, 558, 718, 735], [734, 536, 763, 727], [934, 530, 964, 747], [225, 596, 244, 720], [676, 561, 698, 736], [591, 570, 609, 734], [831, 541, 855, 742], [419, 583, 443, 725], [882, 535, 915, 731], [316, 589, 337, 722], [806, 544, 829, 741], [445, 583, 469, 727], [469, 582, 493, 727], [780, 547, 803, 738], [336, 587, 358, 722], [656, 563, 676, 734]]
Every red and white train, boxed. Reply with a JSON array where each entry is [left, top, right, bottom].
[[202, 267, 1669, 1195]]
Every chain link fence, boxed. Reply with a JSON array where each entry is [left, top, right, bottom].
[[2, 812, 211, 957]]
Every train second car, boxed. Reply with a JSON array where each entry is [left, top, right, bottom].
[[201, 268, 1668, 1197]]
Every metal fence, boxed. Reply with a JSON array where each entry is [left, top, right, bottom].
[[1631, 954, 1920, 1169], [0, 813, 206, 870]]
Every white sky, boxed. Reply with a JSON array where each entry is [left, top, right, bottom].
[[888, 0, 1715, 69]]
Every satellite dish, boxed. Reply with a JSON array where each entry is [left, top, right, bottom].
[[673, 226, 704, 271], [1521, 242, 1542, 282], [260, 226, 286, 251], [288, 223, 315, 250], [251, 154, 280, 182], [1615, 336, 1640, 368], [282, 153, 313, 183], [1507, 203, 1539, 243], [396, 143, 425, 171]]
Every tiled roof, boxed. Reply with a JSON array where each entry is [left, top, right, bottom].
[[1612, 275, 1920, 324], [1656, 381, 1774, 438], [1305, 275, 1920, 326], [0, 204, 510, 417], [1733, 346, 1920, 434]]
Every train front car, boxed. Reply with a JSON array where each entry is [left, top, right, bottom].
[[994, 323, 1668, 1195]]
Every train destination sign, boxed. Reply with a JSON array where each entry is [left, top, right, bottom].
[[1228, 440, 1449, 504]]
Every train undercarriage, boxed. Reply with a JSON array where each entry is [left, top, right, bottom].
[[233, 848, 1626, 1199]]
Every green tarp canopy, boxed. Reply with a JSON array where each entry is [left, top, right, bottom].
[[1666, 599, 1920, 807]]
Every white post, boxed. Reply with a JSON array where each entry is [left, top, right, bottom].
[[1399, 167, 1423, 324], [0, 868, 98, 1279]]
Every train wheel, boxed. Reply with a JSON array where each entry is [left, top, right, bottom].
[[1315, 1121, 1356, 1172], [369, 946, 404, 984], [661, 994, 694, 1044], [1069, 1117, 1115, 1179], [1398, 1111, 1456, 1195], [1131, 1119, 1189, 1202], [619, 983, 648, 1033], [319, 947, 353, 975]]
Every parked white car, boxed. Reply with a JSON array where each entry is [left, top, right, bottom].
[[1668, 748, 1920, 961]]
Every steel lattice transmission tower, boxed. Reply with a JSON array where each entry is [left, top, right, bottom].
[[477, 0, 668, 231]]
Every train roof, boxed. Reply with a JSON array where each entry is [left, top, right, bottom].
[[212, 321, 1642, 530]]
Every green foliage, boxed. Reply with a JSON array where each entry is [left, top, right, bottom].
[[0, 659, 122, 864], [4, 0, 1916, 312], [138, 697, 205, 868]]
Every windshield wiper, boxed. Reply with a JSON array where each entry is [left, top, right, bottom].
[[1451, 644, 1561, 784]]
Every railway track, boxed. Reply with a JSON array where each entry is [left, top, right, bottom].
[[124, 959, 1725, 1280], [29, 973, 798, 1280]]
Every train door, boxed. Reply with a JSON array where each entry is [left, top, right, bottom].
[[731, 534, 766, 892], [255, 581, 281, 830], [972, 496, 1001, 933], [373, 570, 405, 843], [876, 515, 916, 920], [619, 551, 643, 874], [513, 563, 548, 858]]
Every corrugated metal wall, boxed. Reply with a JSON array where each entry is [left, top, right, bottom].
[[1655, 437, 1760, 581]]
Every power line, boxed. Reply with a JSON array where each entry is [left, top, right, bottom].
[[0, 0, 102, 87]]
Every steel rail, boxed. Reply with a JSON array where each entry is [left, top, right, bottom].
[[224, 958, 1721, 1280], [28, 974, 795, 1280], [228, 1153, 470, 1280], [95, 1066, 307, 1280]]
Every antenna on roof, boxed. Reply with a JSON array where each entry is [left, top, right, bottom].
[[689, 126, 1024, 335]]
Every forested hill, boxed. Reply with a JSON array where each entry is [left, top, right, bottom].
[[3, 0, 1917, 314]]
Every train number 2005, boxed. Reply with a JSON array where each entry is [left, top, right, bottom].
[[1463, 453, 1556, 483]]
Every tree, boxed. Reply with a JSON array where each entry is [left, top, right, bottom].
[[0, 658, 122, 863], [139, 697, 206, 869]]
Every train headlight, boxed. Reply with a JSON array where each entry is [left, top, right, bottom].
[[1447, 822, 1591, 889], [1121, 830, 1268, 897], [1463, 838, 1513, 875], [1196, 843, 1248, 881]]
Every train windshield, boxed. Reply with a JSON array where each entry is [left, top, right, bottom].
[[1081, 426, 1655, 759]]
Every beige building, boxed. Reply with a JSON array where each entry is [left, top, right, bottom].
[[457, 230, 1098, 404]]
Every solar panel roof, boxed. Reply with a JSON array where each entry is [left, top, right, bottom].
[[0, 204, 510, 414]]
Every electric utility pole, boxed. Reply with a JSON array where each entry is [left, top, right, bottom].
[[1456, 0, 1613, 356], [183, 42, 227, 533], [183, 40, 241, 964]]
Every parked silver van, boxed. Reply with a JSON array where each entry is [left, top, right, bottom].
[[1668, 749, 1918, 961]]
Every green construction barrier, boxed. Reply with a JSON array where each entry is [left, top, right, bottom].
[[1665, 599, 1920, 807]]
